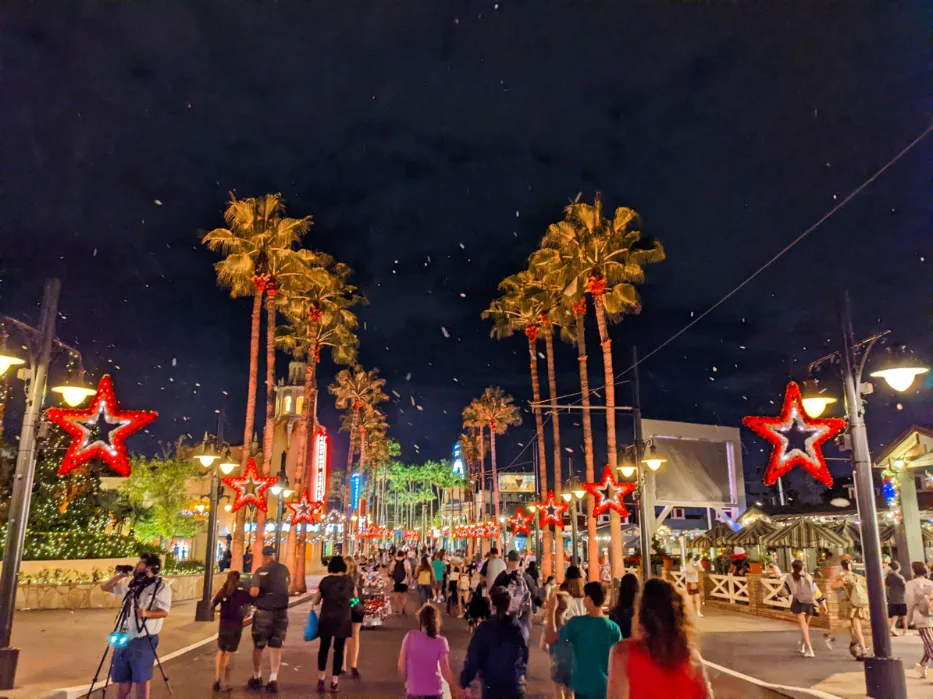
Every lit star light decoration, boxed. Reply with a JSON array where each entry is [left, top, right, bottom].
[[583, 466, 637, 517], [46, 375, 157, 477], [222, 458, 278, 513], [286, 489, 323, 527], [742, 381, 846, 488], [535, 490, 570, 527], [509, 508, 533, 535]]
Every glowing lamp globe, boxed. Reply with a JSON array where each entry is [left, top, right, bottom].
[[218, 456, 237, 475], [223, 504, 233, 512], [573, 487, 586, 500], [800, 380, 837, 418], [619, 464, 636, 479], [270, 483, 283, 496], [192, 433, 219, 467], [52, 381, 98, 407], [560, 492, 572, 503], [0, 352, 24, 378], [870, 347, 929, 392], [642, 446, 666, 472], [526, 504, 537, 513]]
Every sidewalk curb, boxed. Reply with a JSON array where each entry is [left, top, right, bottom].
[[42, 592, 315, 699]]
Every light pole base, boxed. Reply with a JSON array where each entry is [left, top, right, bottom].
[[863, 656, 906, 699], [0, 646, 20, 689], [194, 599, 215, 622]]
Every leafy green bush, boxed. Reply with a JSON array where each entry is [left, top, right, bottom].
[[0, 528, 142, 561]]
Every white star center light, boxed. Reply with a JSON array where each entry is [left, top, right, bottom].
[[773, 404, 832, 465], [71, 401, 132, 457]]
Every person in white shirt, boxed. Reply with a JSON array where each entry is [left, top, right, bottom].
[[100, 554, 172, 699], [906, 561, 933, 679], [484, 548, 507, 595], [683, 554, 703, 617]]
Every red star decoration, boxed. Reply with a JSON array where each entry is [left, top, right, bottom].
[[509, 508, 533, 535], [743, 381, 846, 488], [535, 490, 570, 528], [484, 522, 502, 539], [286, 489, 323, 527], [222, 458, 278, 513], [583, 465, 637, 517], [46, 375, 157, 477]]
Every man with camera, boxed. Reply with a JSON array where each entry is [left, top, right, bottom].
[[101, 553, 172, 699]]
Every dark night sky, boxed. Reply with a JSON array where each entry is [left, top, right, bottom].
[[1, 1, 930, 501]]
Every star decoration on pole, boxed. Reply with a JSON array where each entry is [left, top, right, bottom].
[[535, 490, 570, 528], [509, 508, 533, 536], [286, 489, 323, 527], [46, 375, 157, 477], [583, 465, 637, 517], [485, 522, 502, 540], [742, 381, 846, 488], [222, 458, 278, 513]]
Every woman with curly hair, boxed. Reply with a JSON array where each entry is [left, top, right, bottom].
[[607, 578, 711, 699]]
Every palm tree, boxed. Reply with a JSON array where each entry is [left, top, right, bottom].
[[461, 402, 486, 521], [329, 364, 388, 548], [277, 257, 360, 591], [475, 387, 521, 548], [538, 194, 665, 577], [202, 193, 311, 565], [483, 271, 556, 577]]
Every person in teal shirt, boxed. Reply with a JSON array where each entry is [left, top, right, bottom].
[[545, 580, 621, 699], [431, 552, 447, 603]]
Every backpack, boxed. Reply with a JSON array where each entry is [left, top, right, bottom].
[[393, 560, 407, 584], [504, 570, 530, 617], [847, 574, 868, 608]]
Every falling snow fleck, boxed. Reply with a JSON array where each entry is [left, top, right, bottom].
[[416, 405, 423, 411], [712, 367, 718, 372], [441, 327, 450, 338], [154, 200, 163, 206], [405, 373, 411, 381], [172, 358, 177, 366], [896, 403, 903, 410], [460, 293, 467, 298], [538, 352, 545, 359], [459, 242, 465, 249]]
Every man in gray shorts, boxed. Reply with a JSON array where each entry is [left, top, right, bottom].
[[248, 546, 290, 693]]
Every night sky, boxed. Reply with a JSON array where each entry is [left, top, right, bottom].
[[1, 2, 930, 502]]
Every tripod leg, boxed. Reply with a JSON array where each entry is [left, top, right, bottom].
[[144, 628, 173, 697], [85, 644, 111, 698]]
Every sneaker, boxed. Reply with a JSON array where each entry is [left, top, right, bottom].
[[697, 610, 704, 617], [246, 678, 263, 691], [798, 642, 806, 654], [317, 679, 325, 693], [330, 681, 339, 693], [824, 634, 835, 650], [916, 663, 928, 680], [804, 648, 815, 658], [212, 681, 222, 693], [265, 680, 278, 694], [351, 668, 361, 679]]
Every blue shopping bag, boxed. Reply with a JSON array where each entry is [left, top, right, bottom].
[[304, 608, 319, 642]]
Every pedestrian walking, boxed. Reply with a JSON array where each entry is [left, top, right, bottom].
[[493, 551, 534, 641], [311, 555, 354, 693], [561, 566, 587, 619], [458, 562, 472, 614], [466, 581, 491, 633], [417, 556, 435, 606], [885, 561, 908, 636], [609, 574, 639, 640], [783, 560, 824, 657], [484, 548, 506, 594], [448, 562, 463, 616], [606, 578, 711, 699], [398, 604, 461, 699], [247, 545, 290, 693], [460, 586, 529, 699], [545, 581, 621, 699], [906, 561, 933, 679], [343, 556, 364, 679], [683, 555, 703, 617], [211, 571, 251, 692], [545, 591, 573, 699], [432, 551, 448, 603], [831, 558, 870, 659], [392, 549, 412, 616]]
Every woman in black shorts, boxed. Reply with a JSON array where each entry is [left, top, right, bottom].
[[211, 571, 251, 692]]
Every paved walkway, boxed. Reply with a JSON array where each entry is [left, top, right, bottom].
[[68, 594, 775, 699], [695, 606, 933, 698]]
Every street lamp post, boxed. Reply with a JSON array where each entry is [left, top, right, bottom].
[[269, 453, 293, 560], [527, 504, 542, 565], [194, 435, 236, 622], [562, 480, 586, 567], [0, 280, 60, 689]]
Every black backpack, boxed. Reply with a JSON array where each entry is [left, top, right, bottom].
[[393, 559, 407, 584]]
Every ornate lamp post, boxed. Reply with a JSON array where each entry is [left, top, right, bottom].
[[194, 436, 236, 622], [269, 453, 295, 560]]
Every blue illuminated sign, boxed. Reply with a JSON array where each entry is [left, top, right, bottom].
[[350, 473, 361, 510]]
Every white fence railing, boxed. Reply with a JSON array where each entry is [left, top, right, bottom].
[[669, 570, 686, 592], [759, 577, 792, 609], [708, 574, 749, 605]]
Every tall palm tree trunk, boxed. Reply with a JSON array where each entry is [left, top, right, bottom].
[[526, 329, 552, 578], [233, 289, 263, 567], [592, 289, 624, 579], [357, 428, 368, 553], [489, 425, 502, 550], [575, 303, 600, 581], [477, 429, 487, 558], [543, 327, 564, 582], [342, 407, 359, 553], [252, 293, 278, 572], [293, 343, 318, 594]]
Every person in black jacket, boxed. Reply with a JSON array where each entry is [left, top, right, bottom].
[[459, 586, 528, 699]]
